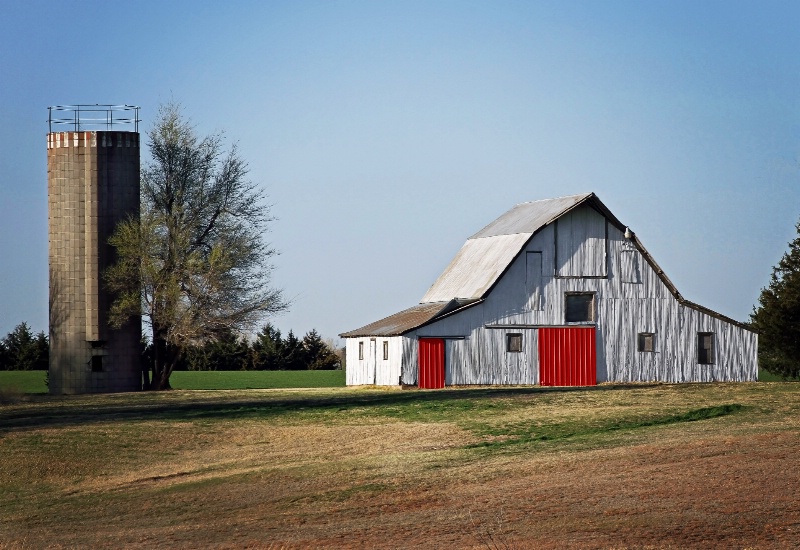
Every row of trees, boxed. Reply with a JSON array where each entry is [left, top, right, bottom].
[[171, 325, 342, 371], [0, 321, 341, 372], [0, 322, 49, 371]]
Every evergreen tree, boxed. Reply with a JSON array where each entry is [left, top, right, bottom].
[[0, 335, 8, 371], [185, 329, 249, 371], [0, 322, 49, 370], [251, 323, 284, 370], [751, 220, 800, 378], [302, 329, 340, 370], [282, 330, 306, 370]]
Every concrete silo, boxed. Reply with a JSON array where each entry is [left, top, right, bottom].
[[47, 105, 142, 394]]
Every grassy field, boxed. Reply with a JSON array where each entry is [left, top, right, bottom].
[[1, 368, 793, 395], [1, 382, 800, 548]]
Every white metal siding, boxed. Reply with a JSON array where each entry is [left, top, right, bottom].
[[346, 337, 404, 386], [375, 337, 404, 385], [401, 337, 418, 385], [556, 207, 607, 277]]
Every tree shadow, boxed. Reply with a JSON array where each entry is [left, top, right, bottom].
[[0, 383, 664, 432]]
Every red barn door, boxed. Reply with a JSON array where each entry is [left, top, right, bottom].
[[539, 327, 596, 386], [418, 338, 445, 389]]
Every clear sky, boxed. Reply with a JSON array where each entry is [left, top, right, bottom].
[[1, 0, 799, 344]]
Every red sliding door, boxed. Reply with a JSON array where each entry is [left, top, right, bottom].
[[539, 327, 596, 386], [418, 338, 445, 389]]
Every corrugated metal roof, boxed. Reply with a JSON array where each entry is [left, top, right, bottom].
[[340, 302, 449, 337], [420, 233, 531, 302], [470, 193, 592, 239], [422, 193, 596, 303], [340, 299, 482, 337]]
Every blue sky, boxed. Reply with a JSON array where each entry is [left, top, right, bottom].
[[1, 0, 799, 343]]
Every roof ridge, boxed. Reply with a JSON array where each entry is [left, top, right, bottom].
[[513, 192, 593, 207]]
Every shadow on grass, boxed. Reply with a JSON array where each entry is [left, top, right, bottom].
[[467, 403, 746, 450], [0, 383, 663, 431]]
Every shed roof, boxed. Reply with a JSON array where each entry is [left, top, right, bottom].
[[340, 299, 481, 338]]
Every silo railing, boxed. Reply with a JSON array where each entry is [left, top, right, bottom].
[[48, 105, 140, 133]]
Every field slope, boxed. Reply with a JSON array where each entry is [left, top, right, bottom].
[[1, 382, 799, 548]]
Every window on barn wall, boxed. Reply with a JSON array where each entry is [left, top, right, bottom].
[[507, 333, 523, 352], [621, 248, 641, 284], [526, 251, 544, 310], [565, 293, 595, 323], [698, 332, 715, 364], [383, 341, 388, 360], [637, 333, 654, 352], [358, 341, 364, 360]]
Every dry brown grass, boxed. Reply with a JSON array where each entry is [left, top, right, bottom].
[[1, 383, 799, 549]]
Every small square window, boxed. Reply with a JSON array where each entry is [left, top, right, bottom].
[[698, 332, 715, 364], [565, 293, 595, 323], [638, 333, 654, 352], [383, 341, 389, 360], [507, 333, 523, 353], [358, 341, 364, 360]]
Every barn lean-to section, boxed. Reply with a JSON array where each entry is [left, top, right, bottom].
[[341, 193, 757, 387]]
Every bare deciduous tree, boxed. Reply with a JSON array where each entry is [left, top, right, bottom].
[[106, 103, 287, 390]]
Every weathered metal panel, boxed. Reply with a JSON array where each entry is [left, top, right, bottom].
[[469, 193, 592, 238], [526, 252, 543, 310], [347, 336, 405, 386], [418, 338, 445, 389], [345, 337, 372, 385], [555, 207, 607, 277], [340, 302, 449, 337], [421, 233, 531, 302], [539, 327, 597, 386], [401, 337, 418, 385], [375, 337, 404, 385], [620, 246, 641, 284]]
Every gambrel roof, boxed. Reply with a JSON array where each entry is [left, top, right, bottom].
[[341, 192, 752, 337], [421, 193, 625, 302]]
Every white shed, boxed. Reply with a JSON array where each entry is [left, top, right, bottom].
[[341, 193, 757, 387]]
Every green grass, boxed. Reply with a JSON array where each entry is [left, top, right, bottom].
[[0, 370, 48, 394], [467, 403, 747, 449], [170, 369, 345, 389], [757, 369, 799, 382], [0, 367, 793, 395]]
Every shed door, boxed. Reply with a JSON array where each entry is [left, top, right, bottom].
[[539, 327, 596, 386], [418, 338, 445, 389]]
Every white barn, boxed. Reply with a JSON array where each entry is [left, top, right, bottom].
[[340, 193, 757, 387]]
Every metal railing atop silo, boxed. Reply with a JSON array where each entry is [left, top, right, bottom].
[[48, 105, 141, 132]]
